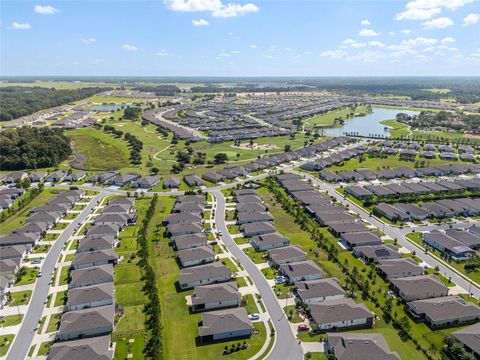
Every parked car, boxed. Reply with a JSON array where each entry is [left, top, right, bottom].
[[31, 259, 42, 264], [274, 276, 286, 284], [297, 324, 309, 332], [37, 271, 43, 277], [248, 313, 260, 321]]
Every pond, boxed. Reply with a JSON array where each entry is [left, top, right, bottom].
[[91, 104, 122, 112], [323, 107, 419, 137]]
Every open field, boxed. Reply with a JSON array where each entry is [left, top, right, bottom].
[[66, 128, 130, 170], [325, 153, 466, 173], [0, 81, 117, 90], [380, 119, 410, 138], [301, 105, 370, 129]]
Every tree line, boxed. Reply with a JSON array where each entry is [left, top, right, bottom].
[[0, 127, 72, 170], [136, 195, 163, 359], [0, 86, 109, 121]]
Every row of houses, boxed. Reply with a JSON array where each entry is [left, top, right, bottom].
[[46, 197, 136, 359], [1, 189, 85, 307], [346, 177, 480, 201], [164, 194, 255, 343], [87, 171, 160, 189], [373, 197, 480, 223], [420, 227, 480, 261], [321, 163, 480, 183], [0, 170, 88, 188], [274, 173, 480, 330], [200, 137, 354, 184], [300, 146, 366, 173]]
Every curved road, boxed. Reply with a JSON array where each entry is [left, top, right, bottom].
[[6, 192, 107, 360], [212, 189, 302, 360]]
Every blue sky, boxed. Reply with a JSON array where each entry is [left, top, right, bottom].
[[1, 0, 480, 76]]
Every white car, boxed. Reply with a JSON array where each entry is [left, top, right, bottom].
[[218, 231, 223, 236], [274, 276, 286, 284], [248, 313, 260, 320]]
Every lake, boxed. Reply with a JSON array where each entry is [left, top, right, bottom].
[[323, 107, 419, 137], [91, 104, 122, 112]]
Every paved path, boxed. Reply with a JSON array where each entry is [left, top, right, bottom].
[[6, 192, 107, 360], [212, 189, 302, 360]]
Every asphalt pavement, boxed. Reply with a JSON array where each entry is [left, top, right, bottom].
[[6, 192, 107, 360], [212, 189, 303, 360]]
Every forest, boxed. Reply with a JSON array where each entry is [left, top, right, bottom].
[[397, 111, 480, 134], [0, 86, 108, 121], [0, 127, 72, 170]]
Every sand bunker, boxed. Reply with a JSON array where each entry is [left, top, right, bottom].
[[232, 142, 279, 150]]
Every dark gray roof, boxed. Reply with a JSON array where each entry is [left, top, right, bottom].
[[198, 308, 252, 337], [327, 333, 400, 360]]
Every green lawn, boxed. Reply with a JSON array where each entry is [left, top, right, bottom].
[[9, 290, 32, 306], [235, 276, 248, 288], [46, 313, 61, 333], [37, 341, 52, 356], [54, 290, 67, 307], [242, 294, 259, 314], [221, 258, 239, 273], [15, 267, 38, 286], [0, 314, 23, 327], [284, 305, 303, 323], [58, 266, 70, 286], [380, 119, 410, 138], [302, 105, 370, 129], [113, 333, 145, 360], [261, 267, 276, 280], [243, 247, 267, 264], [0, 335, 14, 357]]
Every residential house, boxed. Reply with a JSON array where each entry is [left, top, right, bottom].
[[198, 308, 253, 343], [377, 258, 424, 280], [390, 275, 449, 301], [178, 262, 232, 289], [65, 282, 114, 311], [190, 282, 241, 312], [57, 305, 115, 341], [251, 233, 290, 252], [268, 245, 307, 266], [325, 333, 400, 360], [296, 278, 344, 305], [279, 260, 324, 284], [69, 264, 114, 289], [178, 246, 215, 267]]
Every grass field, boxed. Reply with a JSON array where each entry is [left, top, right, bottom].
[[0, 335, 14, 357], [66, 128, 130, 170], [302, 105, 370, 129], [380, 119, 410, 138], [9, 290, 31, 306], [326, 153, 465, 173]]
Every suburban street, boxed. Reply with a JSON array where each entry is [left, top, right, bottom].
[[6, 192, 107, 360], [295, 170, 480, 299], [212, 189, 303, 360]]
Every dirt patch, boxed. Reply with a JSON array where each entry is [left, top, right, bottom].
[[232, 142, 279, 150], [69, 140, 88, 170], [464, 134, 480, 139]]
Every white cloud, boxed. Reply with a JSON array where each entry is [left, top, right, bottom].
[[217, 51, 230, 57], [440, 36, 455, 45], [395, 0, 473, 21], [358, 28, 380, 37], [422, 17, 453, 28], [11, 22, 31, 30], [81, 38, 96, 44], [341, 39, 367, 48], [34, 5, 59, 14], [250, 44, 257, 48], [285, 47, 292, 52], [361, 19, 370, 25], [192, 18, 209, 26], [122, 44, 138, 51], [156, 49, 170, 56], [414, 54, 431, 62], [389, 31, 396, 36], [463, 13, 480, 26], [231, 50, 240, 54], [368, 41, 386, 48], [319, 50, 348, 59], [402, 36, 439, 47], [212, 3, 258, 17], [165, 0, 258, 18], [400, 29, 412, 34]]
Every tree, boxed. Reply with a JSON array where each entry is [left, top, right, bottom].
[[123, 106, 142, 120], [284, 144, 291, 152], [214, 153, 228, 164], [176, 151, 191, 164]]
